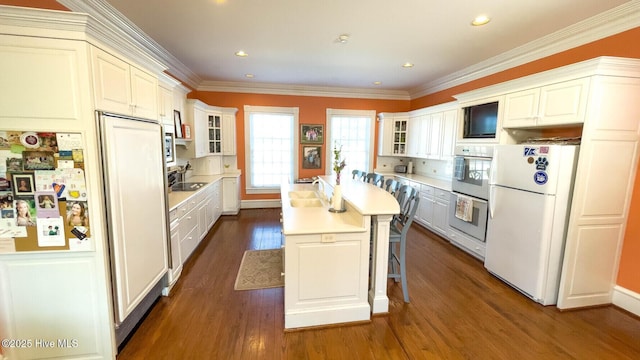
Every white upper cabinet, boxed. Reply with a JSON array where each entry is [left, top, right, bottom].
[[378, 113, 409, 156], [158, 74, 181, 129], [91, 47, 158, 120], [206, 112, 223, 154], [406, 115, 423, 157], [440, 109, 457, 160], [402, 102, 457, 161], [181, 100, 208, 158], [222, 110, 237, 155], [180, 100, 237, 159], [503, 78, 590, 128], [0, 35, 92, 129], [425, 112, 443, 159], [158, 84, 173, 128]]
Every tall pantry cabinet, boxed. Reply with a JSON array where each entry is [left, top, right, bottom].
[[0, 7, 171, 359]]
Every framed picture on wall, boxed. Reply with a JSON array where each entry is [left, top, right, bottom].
[[174, 110, 183, 138], [302, 146, 322, 169], [301, 124, 323, 144]]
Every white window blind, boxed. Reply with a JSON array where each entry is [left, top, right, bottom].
[[326, 109, 376, 175], [244, 106, 298, 193]]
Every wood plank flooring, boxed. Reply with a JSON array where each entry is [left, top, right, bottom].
[[117, 208, 640, 359]]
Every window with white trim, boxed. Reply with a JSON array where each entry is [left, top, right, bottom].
[[244, 105, 299, 193], [326, 109, 376, 176]]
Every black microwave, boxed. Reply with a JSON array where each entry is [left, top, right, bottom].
[[463, 101, 498, 138]]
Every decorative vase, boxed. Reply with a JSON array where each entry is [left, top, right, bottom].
[[332, 184, 343, 211]]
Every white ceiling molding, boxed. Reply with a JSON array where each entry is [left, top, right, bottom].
[[453, 56, 640, 103], [409, 0, 640, 99], [198, 81, 411, 100], [57, 0, 639, 100], [59, 0, 199, 86]]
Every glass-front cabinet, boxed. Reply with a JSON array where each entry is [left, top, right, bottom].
[[208, 113, 222, 154], [393, 119, 407, 155], [377, 113, 409, 156]]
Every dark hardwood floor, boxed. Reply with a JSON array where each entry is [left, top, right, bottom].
[[117, 208, 640, 359]]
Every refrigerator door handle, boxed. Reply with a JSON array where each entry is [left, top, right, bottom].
[[489, 184, 496, 218], [489, 156, 498, 185]]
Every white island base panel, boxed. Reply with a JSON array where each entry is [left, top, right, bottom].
[[281, 179, 399, 329], [283, 232, 371, 329], [285, 304, 371, 329]]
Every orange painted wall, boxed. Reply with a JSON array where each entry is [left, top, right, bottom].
[[2, 0, 68, 11], [410, 27, 640, 109], [190, 91, 409, 200], [7, 0, 638, 295]]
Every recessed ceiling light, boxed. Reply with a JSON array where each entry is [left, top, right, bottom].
[[245, 74, 254, 78], [402, 62, 414, 68], [235, 50, 248, 57], [471, 15, 491, 26], [373, 81, 382, 85], [335, 34, 350, 44]]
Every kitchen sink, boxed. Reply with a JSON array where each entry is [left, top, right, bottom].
[[171, 182, 208, 192], [288, 190, 319, 199], [289, 198, 323, 207]]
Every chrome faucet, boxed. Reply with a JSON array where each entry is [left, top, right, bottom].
[[312, 177, 326, 200]]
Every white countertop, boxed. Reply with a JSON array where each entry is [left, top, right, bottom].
[[280, 182, 367, 235], [377, 172, 452, 192], [167, 173, 239, 211], [318, 176, 400, 216]]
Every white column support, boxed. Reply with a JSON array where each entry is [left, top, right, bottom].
[[369, 214, 392, 313]]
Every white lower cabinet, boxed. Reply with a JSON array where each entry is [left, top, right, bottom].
[[197, 194, 210, 241], [414, 184, 450, 238], [448, 227, 485, 260], [222, 175, 240, 214], [179, 207, 199, 264], [172, 180, 223, 268], [416, 185, 434, 228], [284, 232, 370, 329], [0, 255, 111, 360], [209, 181, 222, 228], [163, 209, 183, 295], [432, 189, 450, 237]]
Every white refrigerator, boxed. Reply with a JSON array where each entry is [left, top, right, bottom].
[[485, 144, 579, 305]]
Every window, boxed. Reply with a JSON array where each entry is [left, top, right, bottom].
[[244, 105, 299, 193], [326, 109, 376, 175]]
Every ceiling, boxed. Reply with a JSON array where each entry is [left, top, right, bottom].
[[93, 0, 632, 96]]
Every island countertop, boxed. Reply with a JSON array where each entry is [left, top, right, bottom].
[[317, 175, 400, 216], [280, 182, 367, 236]]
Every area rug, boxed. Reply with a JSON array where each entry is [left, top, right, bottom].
[[234, 249, 284, 290]]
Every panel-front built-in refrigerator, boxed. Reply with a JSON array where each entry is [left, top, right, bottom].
[[98, 112, 169, 332], [485, 144, 579, 305]]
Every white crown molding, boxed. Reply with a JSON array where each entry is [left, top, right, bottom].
[[198, 81, 411, 100], [28, 0, 639, 100], [0, 5, 91, 39], [409, 0, 640, 99], [58, 0, 198, 83], [454, 56, 640, 103]]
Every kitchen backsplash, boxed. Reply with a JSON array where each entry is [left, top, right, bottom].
[[412, 158, 452, 181], [376, 156, 452, 181]]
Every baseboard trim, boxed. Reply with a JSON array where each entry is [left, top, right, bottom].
[[612, 285, 640, 317], [241, 199, 282, 209]]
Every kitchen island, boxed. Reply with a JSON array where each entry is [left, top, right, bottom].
[[280, 176, 399, 329]]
